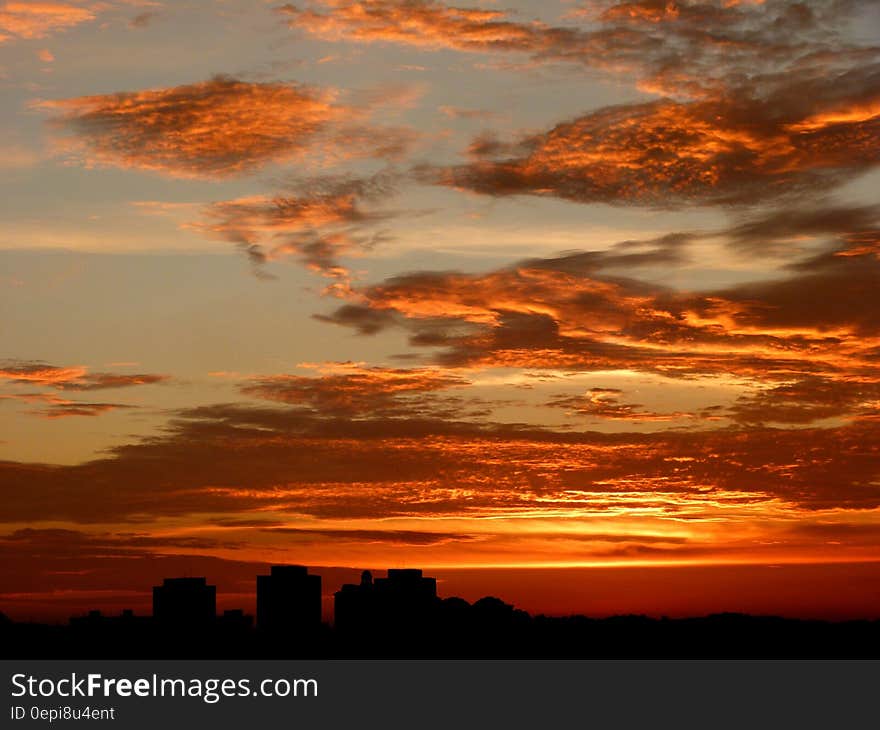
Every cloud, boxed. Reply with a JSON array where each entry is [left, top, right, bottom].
[[129, 10, 157, 28], [191, 172, 399, 280], [278, 0, 553, 53], [439, 105, 497, 120], [0, 393, 134, 419], [3, 398, 880, 529], [315, 209, 880, 399], [547, 387, 712, 422], [37, 402, 131, 418], [426, 89, 880, 207], [708, 253, 880, 338], [1, 527, 231, 553], [285, 1, 880, 209], [263, 526, 477, 546], [0, 361, 169, 390], [314, 302, 400, 333], [242, 362, 473, 417], [0, 528, 273, 621], [39, 76, 411, 179], [0, 2, 95, 43], [728, 376, 880, 425], [722, 203, 880, 256], [0, 362, 166, 418], [282, 0, 874, 97], [590, 0, 685, 24]]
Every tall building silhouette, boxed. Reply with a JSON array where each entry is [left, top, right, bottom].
[[335, 568, 438, 635], [256, 565, 321, 633], [334, 570, 376, 634], [152, 577, 216, 629], [375, 569, 437, 602]]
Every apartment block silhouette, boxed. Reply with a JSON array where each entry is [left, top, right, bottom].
[[335, 568, 438, 635], [256, 565, 322, 633], [152, 577, 216, 629]]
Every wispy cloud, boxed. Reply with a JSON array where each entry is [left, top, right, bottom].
[[0, 1, 96, 44], [0, 361, 169, 390], [190, 171, 399, 282]]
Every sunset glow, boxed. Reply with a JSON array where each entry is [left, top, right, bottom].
[[2, 0, 880, 622]]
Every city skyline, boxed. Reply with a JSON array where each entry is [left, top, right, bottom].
[[3, 0, 880, 626], [4, 564, 880, 659]]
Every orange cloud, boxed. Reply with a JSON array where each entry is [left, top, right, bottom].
[[285, 1, 879, 210], [786, 96, 880, 133], [39, 76, 381, 178], [728, 377, 880, 426], [596, 0, 681, 23], [283, 0, 865, 102], [439, 105, 497, 120], [0, 363, 87, 385], [428, 94, 880, 207], [279, 0, 547, 52], [242, 363, 472, 416], [0, 361, 168, 391], [317, 206, 880, 409], [547, 388, 708, 422], [2, 398, 880, 528], [0, 2, 95, 43], [191, 172, 398, 279], [32, 401, 132, 419], [0, 392, 133, 419]]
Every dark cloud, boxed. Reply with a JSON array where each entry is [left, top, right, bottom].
[[314, 303, 401, 334], [32, 401, 134, 419], [708, 255, 880, 337], [723, 203, 880, 255], [129, 11, 159, 29], [728, 376, 880, 425]]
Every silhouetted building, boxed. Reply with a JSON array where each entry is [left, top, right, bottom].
[[375, 569, 436, 601], [152, 577, 216, 629], [335, 568, 438, 637], [218, 609, 253, 632], [70, 609, 150, 632], [256, 565, 321, 634], [6, 565, 880, 659], [335, 570, 376, 634]]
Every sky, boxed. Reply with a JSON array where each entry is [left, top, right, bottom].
[[2, 0, 880, 622]]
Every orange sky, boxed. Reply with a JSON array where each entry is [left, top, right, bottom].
[[2, 0, 880, 623]]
